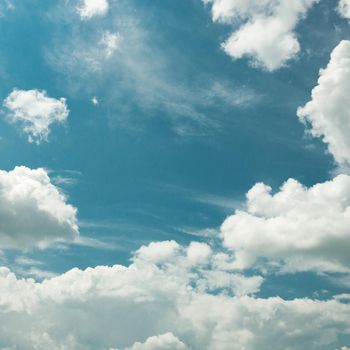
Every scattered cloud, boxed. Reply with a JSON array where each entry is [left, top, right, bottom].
[[203, 0, 319, 71], [221, 174, 350, 273], [3, 89, 69, 144], [47, 30, 121, 77], [77, 0, 109, 19], [0, 166, 79, 249], [45, 4, 260, 137], [297, 40, 350, 168]]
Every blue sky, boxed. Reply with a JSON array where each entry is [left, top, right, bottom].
[[1, 0, 350, 349]]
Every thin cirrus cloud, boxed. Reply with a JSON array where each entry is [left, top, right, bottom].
[[0, 166, 79, 249], [3, 89, 69, 144], [221, 174, 350, 274], [100, 31, 122, 58], [77, 0, 109, 19], [0, 240, 349, 349], [297, 40, 350, 169], [203, 0, 319, 71], [45, 3, 260, 137]]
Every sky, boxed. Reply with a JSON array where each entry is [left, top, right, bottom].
[[1, 0, 350, 349]]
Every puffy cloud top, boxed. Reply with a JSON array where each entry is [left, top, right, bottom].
[[3, 89, 69, 144], [297, 40, 350, 168], [0, 166, 78, 249], [0, 245, 349, 350], [203, 0, 319, 71], [120, 333, 188, 350], [221, 174, 350, 273]]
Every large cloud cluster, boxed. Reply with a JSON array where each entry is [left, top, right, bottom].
[[203, 0, 319, 71], [0, 166, 79, 249], [3, 89, 69, 144], [0, 241, 349, 350], [297, 40, 350, 168], [221, 174, 350, 273]]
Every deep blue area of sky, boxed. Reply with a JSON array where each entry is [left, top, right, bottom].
[[0, 0, 349, 299]]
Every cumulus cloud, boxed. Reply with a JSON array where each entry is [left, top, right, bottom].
[[203, 0, 319, 71], [77, 0, 109, 19], [0, 242, 349, 350], [0, 166, 78, 249], [117, 333, 187, 350], [3, 89, 69, 144], [297, 40, 350, 168], [221, 174, 350, 273], [338, 0, 350, 19]]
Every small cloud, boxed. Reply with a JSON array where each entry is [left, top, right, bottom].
[[77, 0, 109, 19], [3, 89, 69, 144], [338, 0, 350, 20]]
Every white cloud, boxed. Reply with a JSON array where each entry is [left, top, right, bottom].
[[134, 240, 182, 264], [92, 96, 99, 105], [0, 166, 78, 249], [119, 333, 188, 350], [204, 0, 319, 71], [0, 242, 349, 350], [297, 40, 350, 168], [77, 0, 109, 19], [101, 31, 121, 58], [186, 242, 212, 266], [221, 174, 350, 273], [338, 0, 350, 19], [3, 89, 69, 144]]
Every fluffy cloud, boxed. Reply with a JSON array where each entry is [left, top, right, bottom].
[[118, 333, 187, 350], [3, 89, 69, 144], [221, 174, 350, 273], [203, 0, 319, 71], [297, 40, 350, 168], [0, 166, 78, 249], [0, 241, 350, 350], [77, 0, 109, 19], [338, 0, 350, 19]]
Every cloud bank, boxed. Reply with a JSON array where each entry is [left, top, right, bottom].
[[0, 241, 349, 350]]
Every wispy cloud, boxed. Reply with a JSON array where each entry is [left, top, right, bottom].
[[45, 1, 260, 137]]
